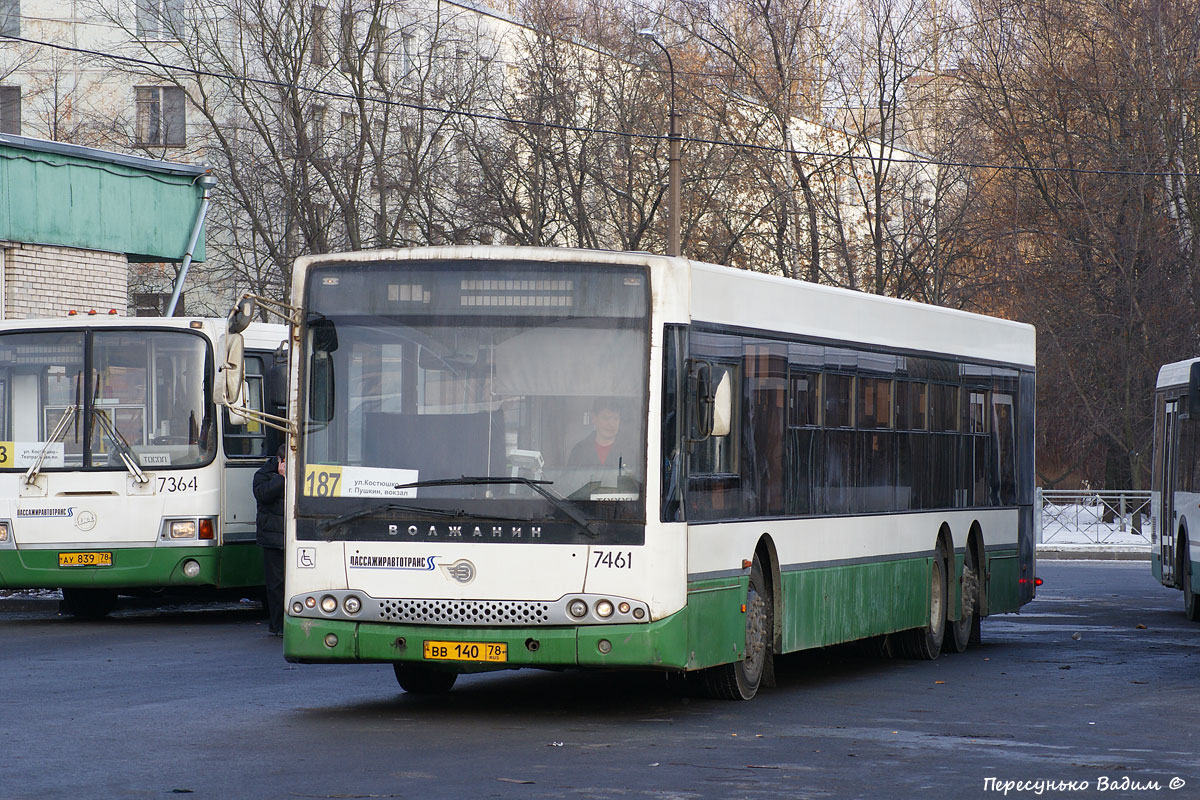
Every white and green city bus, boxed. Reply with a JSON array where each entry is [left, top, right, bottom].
[[0, 316, 286, 617], [1151, 357, 1200, 621], [224, 247, 1036, 699]]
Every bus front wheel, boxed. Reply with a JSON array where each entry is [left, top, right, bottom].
[[60, 588, 118, 619], [896, 546, 947, 660], [393, 663, 458, 694], [702, 557, 773, 701]]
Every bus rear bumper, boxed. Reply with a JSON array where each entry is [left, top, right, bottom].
[[283, 609, 691, 670]]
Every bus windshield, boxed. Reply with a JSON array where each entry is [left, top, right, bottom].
[[300, 260, 650, 528], [0, 328, 215, 471]]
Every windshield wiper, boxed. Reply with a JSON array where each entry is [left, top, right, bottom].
[[24, 404, 79, 487], [392, 476, 599, 539], [316, 502, 532, 534], [90, 408, 149, 485]]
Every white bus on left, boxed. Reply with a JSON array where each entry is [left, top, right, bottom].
[[0, 315, 286, 617]]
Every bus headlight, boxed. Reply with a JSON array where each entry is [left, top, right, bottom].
[[168, 520, 197, 539], [568, 599, 588, 618], [0, 522, 10, 544], [320, 595, 338, 613], [343, 595, 362, 615], [595, 599, 614, 618], [182, 559, 202, 578]]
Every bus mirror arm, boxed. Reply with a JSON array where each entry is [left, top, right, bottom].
[[227, 293, 304, 333], [221, 401, 297, 438]]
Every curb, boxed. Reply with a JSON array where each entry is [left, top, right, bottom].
[[0, 597, 62, 612], [1036, 546, 1150, 561]]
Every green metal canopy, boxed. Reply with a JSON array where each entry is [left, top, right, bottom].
[[0, 133, 208, 263]]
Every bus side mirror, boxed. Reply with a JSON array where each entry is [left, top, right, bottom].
[[686, 360, 713, 442], [711, 370, 732, 437], [1190, 362, 1200, 417], [268, 343, 288, 409], [228, 297, 255, 334], [308, 320, 337, 424], [309, 351, 335, 423], [217, 333, 246, 406]]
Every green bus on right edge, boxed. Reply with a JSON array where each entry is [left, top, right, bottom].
[[1152, 357, 1200, 621]]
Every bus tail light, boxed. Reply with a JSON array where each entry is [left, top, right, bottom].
[[1018, 577, 1043, 586], [198, 519, 215, 540]]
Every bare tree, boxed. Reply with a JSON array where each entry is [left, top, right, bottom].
[[958, 0, 1197, 488]]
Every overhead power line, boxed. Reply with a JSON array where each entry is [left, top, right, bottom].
[[3, 31, 1200, 179]]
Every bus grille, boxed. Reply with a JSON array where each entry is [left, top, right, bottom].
[[379, 599, 552, 626]]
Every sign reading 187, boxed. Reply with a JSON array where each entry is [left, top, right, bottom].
[[304, 465, 344, 497]]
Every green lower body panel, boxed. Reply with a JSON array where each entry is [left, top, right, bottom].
[[985, 550, 1020, 614], [282, 549, 1025, 673], [0, 543, 264, 590], [284, 608, 692, 669], [779, 557, 929, 652]]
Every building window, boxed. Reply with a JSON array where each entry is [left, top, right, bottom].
[[132, 292, 176, 316], [136, 86, 186, 146], [137, 0, 184, 40], [311, 5, 328, 66], [0, 0, 18, 37], [0, 86, 20, 135]]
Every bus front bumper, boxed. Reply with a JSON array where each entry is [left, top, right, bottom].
[[283, 610, 691, 670], [0, 544, 262, 590]]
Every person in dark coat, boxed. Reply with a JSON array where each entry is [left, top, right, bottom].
[[254, 443, 287, 635]]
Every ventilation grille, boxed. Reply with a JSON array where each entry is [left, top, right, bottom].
[[379, 599, 552, 626]]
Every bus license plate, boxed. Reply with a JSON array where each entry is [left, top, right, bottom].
[[423, 640, 508, 663], [59, 552, 113, 567]]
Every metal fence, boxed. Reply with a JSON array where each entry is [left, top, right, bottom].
[[1036, 489, 1152, 546]]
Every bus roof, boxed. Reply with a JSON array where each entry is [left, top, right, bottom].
[[1157, 357, 1200, 390], [293, 246, 1036, 369], [0, 316, 286, 350]]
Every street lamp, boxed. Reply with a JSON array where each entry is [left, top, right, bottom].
[[637, 28, 681, 257]]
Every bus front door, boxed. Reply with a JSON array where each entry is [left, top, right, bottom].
[[1161, 399, 1179, 586]]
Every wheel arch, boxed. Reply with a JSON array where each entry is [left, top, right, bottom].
[[754, 534, 781, 654], [1178, 520, 1190, 590], [966, 521, 986, 616]]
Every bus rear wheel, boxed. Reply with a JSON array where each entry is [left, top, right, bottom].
[[60, 588, 118, 619], [702, 557, 772, 701], [946, 546, 979, 653], [1182, 537, 1200, 622], [393, 663, 458, 694], [896, 546, 947, 660]]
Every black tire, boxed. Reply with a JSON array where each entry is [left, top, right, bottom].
[[896, 546, 947, 660], [60, 588, 118, 619], [702, 557, 773, 701], [1182, 538, 1200, 622], [946, 546, 979, 653], [393, 663, 458, 694]]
